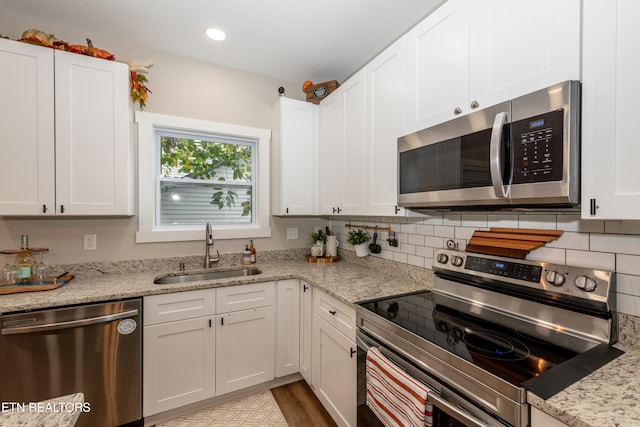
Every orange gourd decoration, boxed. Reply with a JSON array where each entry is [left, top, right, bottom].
[[68, 38, 115, 60], [302, 80, 313, 92]]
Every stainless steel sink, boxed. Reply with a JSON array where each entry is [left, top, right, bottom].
[[154, 267, 262, 284]]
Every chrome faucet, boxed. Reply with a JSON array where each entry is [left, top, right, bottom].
[[204, 222, 220, 268]]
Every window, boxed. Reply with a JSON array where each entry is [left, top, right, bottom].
[[136, 112, 271, 243]]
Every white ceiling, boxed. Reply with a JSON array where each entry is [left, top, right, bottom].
[[1, 0, 442, 84]]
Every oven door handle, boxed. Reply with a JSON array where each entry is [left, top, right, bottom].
[[423, 385, 493, 427]]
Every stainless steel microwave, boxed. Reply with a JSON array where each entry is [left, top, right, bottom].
[[397, 81, 581, 209]]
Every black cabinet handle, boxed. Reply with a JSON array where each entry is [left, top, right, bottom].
[[221, 317, 224, 326], [350, 348, 356, 358], [395, 205, 401, 214], [303, 284, 309, 292], [209, 319, 212, 328], [590, 198, 598, 215], [42, 204, 47, 213], [60, 205, 65, 214], [286, 207, 289, 214], [329, 310, 337, 316]]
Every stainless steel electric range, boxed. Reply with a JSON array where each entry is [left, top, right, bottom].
[[356, 249, 623, 427]]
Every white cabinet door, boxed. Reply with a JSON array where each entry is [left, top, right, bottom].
[[312, 315, 357, 427], [0, 39, 55, 215], [340, 69, 367, 215], [54, 50, 132, 215], [299, 281, 313, 385], [271, 98, 318, 215], [318, 90, 344, 214], [276, 279, 300, 377], [365, 37, 406, 216], [582, 0, 640, 219], [469, 0, 581, 110], [215, 306, 275, 395], [405, 0, 470, 134], [143, 316, 216, 416]]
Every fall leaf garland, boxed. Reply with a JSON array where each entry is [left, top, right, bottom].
[[130, 70, 152, 109]]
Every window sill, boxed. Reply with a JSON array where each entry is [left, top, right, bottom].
[[136, 225, 272, 243]]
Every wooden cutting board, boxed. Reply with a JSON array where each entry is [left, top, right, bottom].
[[466, 228, 562, 259], [0, 274, 74, 295]]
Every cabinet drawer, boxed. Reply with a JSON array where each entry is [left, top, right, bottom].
[[144, 289, 216, 325], [216, 281, 275, 313], [313, 289, 356, 341]]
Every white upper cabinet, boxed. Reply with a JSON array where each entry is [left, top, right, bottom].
[[582, 0, 640, 219], [0, 39, 55, 215], [340, 70, 367, 215], [318, 70, 367, 215], [469, 0, 581, 110], [405, 0, 581, 134], [0, 39, 132, 216], [365, 37, 406, 216], [405, 0, 470, 134], [271, 98, 318, 215], [318, 89, 344, 214]]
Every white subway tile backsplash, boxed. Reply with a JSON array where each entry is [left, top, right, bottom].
[[400, 243, 416, 255], [547, 232, 589, 250], [434, 226, 455, 238], [408, 234, 425, 246], [487, 214, 519, 229], [416, 245, 434, 259], [616, 293, 640, 316], [591, 234, 640, 256], [393, 252, 408, 263], [407, 255, 425, 268], [420, 215, 444, 225], [557, 215, 604, 233], [617, 274, 640, 297], [605, 220, 640, 235], [442, 214, 461, 226], [425, 236, 445, 248], [381, 251, 394, 261], [518, 214, 557, 230], [566, 250, 615, 271], [400, 223, 417, 234], [416, 224, 434, 236], [527, 247, 566, 264], [454, 227, 475, 240], [617, 256, 640, 276], [461, 214, 488, 228]]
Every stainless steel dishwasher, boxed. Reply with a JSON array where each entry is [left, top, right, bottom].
[[0, 299, 142, 427]]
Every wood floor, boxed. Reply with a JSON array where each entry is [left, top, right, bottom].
[[271, 380, 337, 427]]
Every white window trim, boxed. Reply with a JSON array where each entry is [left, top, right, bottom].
[[135, 111, 271, 243]]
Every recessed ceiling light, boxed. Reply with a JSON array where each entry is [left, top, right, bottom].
[[205, 27, 226, 41]]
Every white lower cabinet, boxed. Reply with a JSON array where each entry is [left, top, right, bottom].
[[276, 279, 300, 377], [299, 282, 313, 384], [311, 289, 357, 427], [143, 290, 216, 416], [215, 306, 275, 395]]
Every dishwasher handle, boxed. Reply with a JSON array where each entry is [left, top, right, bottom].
[[1, 309, 139, 335]]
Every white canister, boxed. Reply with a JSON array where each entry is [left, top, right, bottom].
[[326, 236, 339, 257], [311, 242, 325, 257]]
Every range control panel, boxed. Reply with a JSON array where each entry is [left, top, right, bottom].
[[433, 249, 613, 302]]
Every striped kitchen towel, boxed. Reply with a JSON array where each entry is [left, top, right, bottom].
[[366, 346, 432, 427]]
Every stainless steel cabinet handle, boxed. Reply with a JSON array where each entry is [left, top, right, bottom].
[[470, 100, 480, 109], [453, 107, 462, 115], [1, 309, 138, 335]]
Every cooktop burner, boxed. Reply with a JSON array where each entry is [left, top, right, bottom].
[[358, 291, 578, 386]]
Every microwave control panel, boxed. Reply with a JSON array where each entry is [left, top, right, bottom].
[[510, 109, 564, 183]]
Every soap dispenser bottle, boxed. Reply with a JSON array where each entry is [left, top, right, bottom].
[[243, 245, 251, 265]]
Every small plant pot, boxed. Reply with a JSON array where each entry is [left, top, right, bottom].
[[353, 242, 370, 257]]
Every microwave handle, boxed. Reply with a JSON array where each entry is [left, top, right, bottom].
[[490, 112, 509, 198]]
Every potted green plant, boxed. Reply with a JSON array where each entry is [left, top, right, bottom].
[[310, 230, 327, 257], [347, 228, 370, 257]]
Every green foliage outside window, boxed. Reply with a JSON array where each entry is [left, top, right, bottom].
[[160, 136, 253, 217]]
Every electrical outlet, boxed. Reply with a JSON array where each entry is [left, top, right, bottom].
[[286, 227, 299, 240], [83, 234, 97, 250]]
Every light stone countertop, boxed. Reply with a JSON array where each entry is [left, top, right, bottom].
[[1, 251, 639, 427], [0, 393, 84, 427]]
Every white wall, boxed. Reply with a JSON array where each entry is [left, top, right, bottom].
[[0, 10, 327, 264], [331, 213, 640, 317]]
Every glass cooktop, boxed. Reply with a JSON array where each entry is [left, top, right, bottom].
[[358, 291, 579, 386]]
